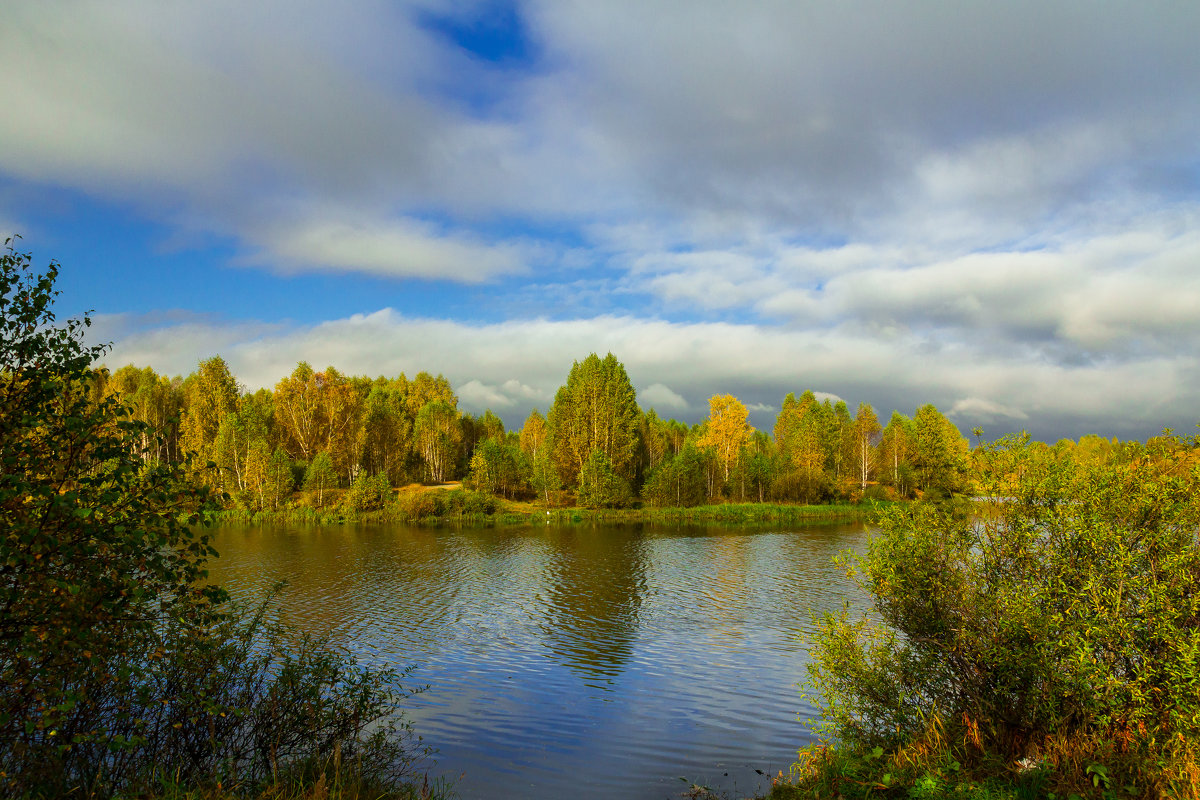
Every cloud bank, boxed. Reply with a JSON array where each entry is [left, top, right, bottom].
[[93, 310, 1199, 442], [3, 1, 1198, 442]]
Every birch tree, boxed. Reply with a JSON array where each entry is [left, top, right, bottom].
[[851, 402, 881, 491], [696, 394, 752, 484], [546, 353, 640, 487]]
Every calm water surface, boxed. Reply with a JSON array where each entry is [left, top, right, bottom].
[[207, 522, 872, 800]]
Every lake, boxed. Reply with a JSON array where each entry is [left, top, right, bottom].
[[207, 521, 873, 800]]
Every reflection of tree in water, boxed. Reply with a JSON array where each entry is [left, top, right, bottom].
[[206, 525, 363, 639], [538, 526, 649, 682], [706, 534, 752, 646], [209, 524, 455, 649]]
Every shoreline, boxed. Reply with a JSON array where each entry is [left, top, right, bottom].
[[209, 497, 888, 528]]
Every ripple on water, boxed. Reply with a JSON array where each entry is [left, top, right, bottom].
[[207, 521, 872, 800]]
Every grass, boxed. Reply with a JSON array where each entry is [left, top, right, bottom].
[[214, 490, 886, 528], [761, 718, 1200, 800], [137, 765, 451, 800]]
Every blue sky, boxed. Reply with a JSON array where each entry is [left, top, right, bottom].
[[3, 1, 1199, 441]]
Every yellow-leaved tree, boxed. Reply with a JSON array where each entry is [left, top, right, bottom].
[[697, 394, 752, 484]]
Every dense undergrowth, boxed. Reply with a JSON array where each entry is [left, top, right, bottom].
[[768, 434, 1200, 800], [1, 242, 442, 799]]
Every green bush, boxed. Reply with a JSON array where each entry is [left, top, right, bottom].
[[304, 452, 337, 508], [0, 241, 432, 797], [346, 471, 391, 512], [399, 490, 446, 520], [8, 594, 428, 796], [861, 484, 889, 502], [798, 433, 1200, 797], [459, 490, 497, 516]]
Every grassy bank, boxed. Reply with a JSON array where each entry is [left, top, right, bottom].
[[214, 489, 885, 528], [762, 726, 1200, 800], [141, 768, 449, 800]]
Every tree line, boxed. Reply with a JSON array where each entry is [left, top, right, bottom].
[[95, 351, 1138, 510]]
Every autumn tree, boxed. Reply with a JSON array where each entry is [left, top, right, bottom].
[[357, 383, 411, 486], [243, 438, 272, 510], [318, 366, 363, 484], [912, 404, 968, 495], [273, 363, 364, 484], [696, 394, 752, 485], [519, 409, 548, 459], [735, 431, 775, 503], [546, 353, 640, 487], [404, 372, 456, 419], [212, 389, 274, 495], [264, 447, 294, 509], [1072, 433, 1118, 467], [642, 442, 707, 508], [878, 410, 915, 494], [274, 362, 324, 462], [830, 399, 853, 483], [641, 409, 689, 478], [577, 449, 634, 508], [414, 400, 461, 483], [478, 409, 505, 444], [851, 402, 881, 491], [773, 390, 837, 498], [467, 438, 527, 499], [775, 391, 825, 474], [107, 364, 181, 463], [304, 451, 337, 507], [179, 355, 239, 473]]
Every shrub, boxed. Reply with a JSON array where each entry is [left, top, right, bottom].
[[459, 490, 497, 516], [0, 241, 431, 797], [466, 438, 528, 499], [799, 433, 1200, 796], [0, 240, 222, 793], [9, 594, 428, 796], [861, 484, 889, 502], [346, 471, 391, 512], [400, 490, 446, 520]]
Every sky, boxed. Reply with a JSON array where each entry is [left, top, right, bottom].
[[3, 0, 1199, 442]]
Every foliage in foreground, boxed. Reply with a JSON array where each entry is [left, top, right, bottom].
[[0, 241, 434, 798], [785, 433, 1200, 799]]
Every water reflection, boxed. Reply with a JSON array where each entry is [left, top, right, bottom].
[[538, 527, 648, 683], [206, 521, 872, 800]]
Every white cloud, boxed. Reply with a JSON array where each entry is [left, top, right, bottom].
[[248, 214, 530, 282], [949, 397, 1030, 422], [94, 310, 1200, 441], [639, 383, 689, 413], [456, 378, 552, 411], [6, 1, 1198, 263], [90, 312, 283, 381], [456, 379, 515, 409], [625, 219, 1200, 363]]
